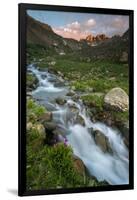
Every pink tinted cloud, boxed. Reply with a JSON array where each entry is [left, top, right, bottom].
[[53, 27, 90, 40], [53, 18, 96, 40]]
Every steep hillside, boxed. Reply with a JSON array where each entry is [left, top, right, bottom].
[[27, 15, 129, 63], [27, 15, 88, 53]]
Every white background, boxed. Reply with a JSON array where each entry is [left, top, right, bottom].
[[0, 0, 136, 199]]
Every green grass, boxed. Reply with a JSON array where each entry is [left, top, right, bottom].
[[26, 141, 106, 190], [51, 58, 128, 94]]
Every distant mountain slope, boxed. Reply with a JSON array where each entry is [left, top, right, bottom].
[[79, 30, 129, 62], [27, 15, 88, 53], [27, 15, 129, 62]]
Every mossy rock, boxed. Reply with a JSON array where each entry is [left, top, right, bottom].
[[27, 73, 38, 90]]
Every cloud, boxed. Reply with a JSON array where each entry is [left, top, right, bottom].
[[112, 17, 126, 28], [53, 16, 128, 40], [85, 19, 96, 27], [67, 21, 81, 30], [53, 18, 96, 40], [101, 16, 129, 36], [53, 27, 90, 40]]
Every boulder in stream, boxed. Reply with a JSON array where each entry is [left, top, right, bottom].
[[66, 90, 76, 96], [73, 155, 86, 176], [93, 130, 113, 153], [43, 122, 57, 131], [39, 112, 52, 122], [104, 87, 129, 112], [75, 114, 85, 126], [55, 98, 67, 105], [27, 73, 38, 90]]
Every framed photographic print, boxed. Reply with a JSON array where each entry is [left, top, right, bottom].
[[18, 3, 134, 196]]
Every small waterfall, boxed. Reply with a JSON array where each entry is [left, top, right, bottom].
[[28, 64, 129, 185]]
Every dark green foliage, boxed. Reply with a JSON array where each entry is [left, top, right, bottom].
[[27, 140, 106, 190], [27, 143, 82, 190], [110, 110, 129, 124], [82, 95, 104, 112]]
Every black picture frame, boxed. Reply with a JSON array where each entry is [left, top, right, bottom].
[[18, 3, 134, 196]]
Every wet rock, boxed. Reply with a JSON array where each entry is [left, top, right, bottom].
[[55, 98, 67, 105], [73, 155, 86, 176], [87, 127, 94, 137], [47, 76, 56, 82], [41, 74, 47, 79], [54, 81, 65, 87], [123, 137, 129, 148], [68, 104, 79, 115], [119, 121, 129, 138], [66, 90, 76, 96], [75, 115, 85, 126], [104, 87, 129, 112], [93, 130, 112, 153], [27, 73, 38, 90], [43, 122, 57, 131], [58, 76, 64, 82], [53, 127, 67, 136], [86, 109, 94, 119], [72, 94, 80, 101], [39, 112, 52, 122], [118, 121, 129, 148]]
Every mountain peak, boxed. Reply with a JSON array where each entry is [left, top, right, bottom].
[[85, 34, 109, 43]]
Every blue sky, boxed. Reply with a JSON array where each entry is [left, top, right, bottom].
[[27, 10, 129, 40]]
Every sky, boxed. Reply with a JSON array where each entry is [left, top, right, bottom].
[[27, 10, 129, 41]]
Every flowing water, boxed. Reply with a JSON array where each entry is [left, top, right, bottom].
[[28, 64, 129, 185]]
